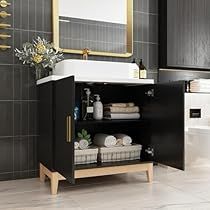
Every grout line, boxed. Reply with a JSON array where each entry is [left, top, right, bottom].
[[0, 135, 39, 139], [133, 40, 159, 45], [35, 0, 37, 32], [8, 28, 52, 34], [133, 10, 158, 16], [0, 100, 38, 102], [60, 37, 126, 45], [0, 169, 38, 175], [12, 0, 15, 179]]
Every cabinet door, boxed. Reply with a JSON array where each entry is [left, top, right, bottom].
[[54, 76, 75, 182], [38, 82, 54, 169], [145, 81, 185, 170]]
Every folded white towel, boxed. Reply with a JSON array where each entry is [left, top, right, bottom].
[[190, 87, 210, 93], [79, 139, 89, 150], [190, 79, 210, 85], [93, 134, 117, 147], [190, 84, 210, 89], [104, 103, 135, 108], [104, 106, 140, 113], [114, 134, 132, 146], [104, 113, 140, 120], [74, 142, 79, 150]]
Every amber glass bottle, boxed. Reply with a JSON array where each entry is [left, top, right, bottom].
[[139, 59, 147, 79]]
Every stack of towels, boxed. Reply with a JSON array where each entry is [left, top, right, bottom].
[[93, 133, 132, 147], [190, 79, 210, 93], [104, 102, 140, 120]]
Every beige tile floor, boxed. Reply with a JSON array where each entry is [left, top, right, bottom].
[[0, 166, 210, 210]]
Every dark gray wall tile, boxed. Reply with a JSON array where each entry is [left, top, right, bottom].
[[29, 72, 37, 100], [28, 0, 36, 31], [0, 172, 13, 181], [29, 136, 37, 170], [0, 65, 13, 100], [36, 0, 44, 31], [149, 0, 158, 14], [43, 0, 52, 32], [14, 0, 21, 29], [0, 137, 13, 173], [14, 30, 29, 64], [134, 0, 158, 14], [0, 102, 13, 136], [29, 102, 37, 135], [14, 102, 29, 136], [149, 44, 158, 70], [0, 36, 14, 64], [14, 136, 29, 172]]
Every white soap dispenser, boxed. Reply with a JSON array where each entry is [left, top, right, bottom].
[[93, 94, 103, 120]]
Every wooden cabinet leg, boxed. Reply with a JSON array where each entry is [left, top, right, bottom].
[[39, 163, 46, 182], [146, 163, 153, 183], [51, 173, 59, 195]]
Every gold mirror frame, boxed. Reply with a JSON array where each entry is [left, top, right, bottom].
[[52, 0, 133, 58]]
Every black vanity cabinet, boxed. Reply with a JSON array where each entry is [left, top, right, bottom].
[[159, 0, 210, 69], [38, 76, 185, 183]]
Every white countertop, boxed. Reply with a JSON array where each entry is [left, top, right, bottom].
[[36, 75, 154, 85]]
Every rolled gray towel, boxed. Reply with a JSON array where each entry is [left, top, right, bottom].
[[93, 134, 117, 147]]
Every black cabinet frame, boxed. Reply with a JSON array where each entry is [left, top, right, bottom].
[[38, 77, 185, 183]]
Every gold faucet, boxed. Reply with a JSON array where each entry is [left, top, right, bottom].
[[82, 48, 90, 60]]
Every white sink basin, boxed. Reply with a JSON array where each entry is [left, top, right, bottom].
[[51, 59, 154, 85]]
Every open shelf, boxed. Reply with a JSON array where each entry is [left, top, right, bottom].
[[75, 119, 148, 127], [75, 160, 152, 170]]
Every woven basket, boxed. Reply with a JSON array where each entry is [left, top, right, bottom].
[[99, 144, 142, 163], [75, 147, 98, 165]]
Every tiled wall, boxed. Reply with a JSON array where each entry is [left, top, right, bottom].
[[0, 0, 52, 180], [0, 0, 158, 180], [59, 17, 127, 54]]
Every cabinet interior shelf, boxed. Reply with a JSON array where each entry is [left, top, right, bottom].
[[75, 119, 148, 126], [75, 160, 152, 170]]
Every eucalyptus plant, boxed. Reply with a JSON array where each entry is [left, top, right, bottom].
[[14, 37, 63, 80], [77, 129, 92, 145]]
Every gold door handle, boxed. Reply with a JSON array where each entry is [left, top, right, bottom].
[[0, 11, 11, 18], [0, 23, 11, 28], [66, 115, 71, 143], [0, 45, 11, 50], [0, 33, 11, 39], [0, 0, 11, 8]]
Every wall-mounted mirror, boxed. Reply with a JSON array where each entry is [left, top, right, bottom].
[[53, 0, 133, 57]]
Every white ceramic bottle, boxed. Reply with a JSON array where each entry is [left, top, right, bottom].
[[93, 94, 103, 120]]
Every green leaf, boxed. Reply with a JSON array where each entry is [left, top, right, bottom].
[[77, 133, 83, 138], [82, 129, 88, 136], [87, 139, 92, 145], [86, 134, 91, 139]]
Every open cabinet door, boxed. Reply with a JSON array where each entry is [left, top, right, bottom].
[[54, 76, 75, 182], [145, 81, 185, 170]]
